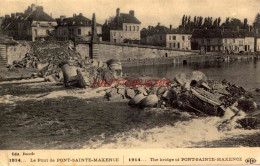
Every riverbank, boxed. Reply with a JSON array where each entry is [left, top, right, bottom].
[[121, 53, 260, 66], [0, 67, 39, 81]]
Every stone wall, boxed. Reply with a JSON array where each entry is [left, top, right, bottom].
[[4, 41, 200, 65], [96, 42, 199, 62]]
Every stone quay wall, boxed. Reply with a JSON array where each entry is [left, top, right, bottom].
[[3, 41, 207, 66], [75, 42, 201, 62]]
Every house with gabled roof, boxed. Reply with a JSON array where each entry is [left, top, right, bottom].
[[55, 13, 102, 42], [102, 8, 141, 43], [141, 23, 192, 49], [191, 28, 256, 53], [7, 4, 58, 41]]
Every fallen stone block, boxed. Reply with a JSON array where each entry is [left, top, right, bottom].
[[128, 93, 146, 106], [44, 74, 59, 82], [237, 98, 257, 112], [139, 94, 159, 108], [117, 88, 125, 96], [125, 88, 136, 99]]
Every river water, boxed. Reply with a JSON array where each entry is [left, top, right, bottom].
[[0, 60, 260, 149]]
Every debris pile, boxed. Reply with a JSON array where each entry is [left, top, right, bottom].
[[9, 41, 82, 77], [57, 57, 122, 88], [100, 71, 259, 129]]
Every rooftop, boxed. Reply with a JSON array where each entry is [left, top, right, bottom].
[[118, 13, 141, 24], [141, 24, 192, 36], [25, 6, 55, 22], [105, 9, 141, 30], [57, 14, 101, 27], [192, 29, 256, 38]]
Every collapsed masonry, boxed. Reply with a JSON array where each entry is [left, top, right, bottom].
[[95, 71, 259, 130]]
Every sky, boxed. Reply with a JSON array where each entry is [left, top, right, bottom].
[[0, 0, 260, 28]]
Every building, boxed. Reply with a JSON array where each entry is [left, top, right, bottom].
[[191, 28, 256, 53], [102, 8, 141, 43], [55, 13, 102, 42], [141, 23, 192, 49], [2, 4, 57, 41]]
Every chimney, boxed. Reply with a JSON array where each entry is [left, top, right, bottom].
[[31, 4, 36, 11], [116, 8, 120, 17], [129, 10, 134, 17], [60, 15, 66, 22], [116, 8, 120, 24], [158, 22, 160, 26], [79, 13, 83, 16], [73, 13, 76, 17], [170, 24, 172, 30], [148, 26, 151, 30]]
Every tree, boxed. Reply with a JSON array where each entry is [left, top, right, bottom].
[[253, 13, 260, 29], [217, 17, 221, 28], [212, 18, 218, 29]]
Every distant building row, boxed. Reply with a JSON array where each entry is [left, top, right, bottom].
[[0, 4, 142, 43], [191, 28, 260, 53], [1, 4, 260, 52]]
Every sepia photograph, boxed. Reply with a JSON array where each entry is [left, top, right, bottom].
[[0, 0, 260, 152]]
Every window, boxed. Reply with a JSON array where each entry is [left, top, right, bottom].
[[182, 36, 185, 41], [137, 26, 139, 31], [125, 25, 127, 31], [188, 36, 191, 40], [114, 32, 116, 36], [129, 26, 131, 31], [169, 36, 171, 40], [78, 29, 81, 35], [239, 41, 243, 46], [173, 43, 176, 47], [133, 26, 135, 31], [173, 36, 176, 40], [63, 30, 65, 35], [233, 39, 235, 43]]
